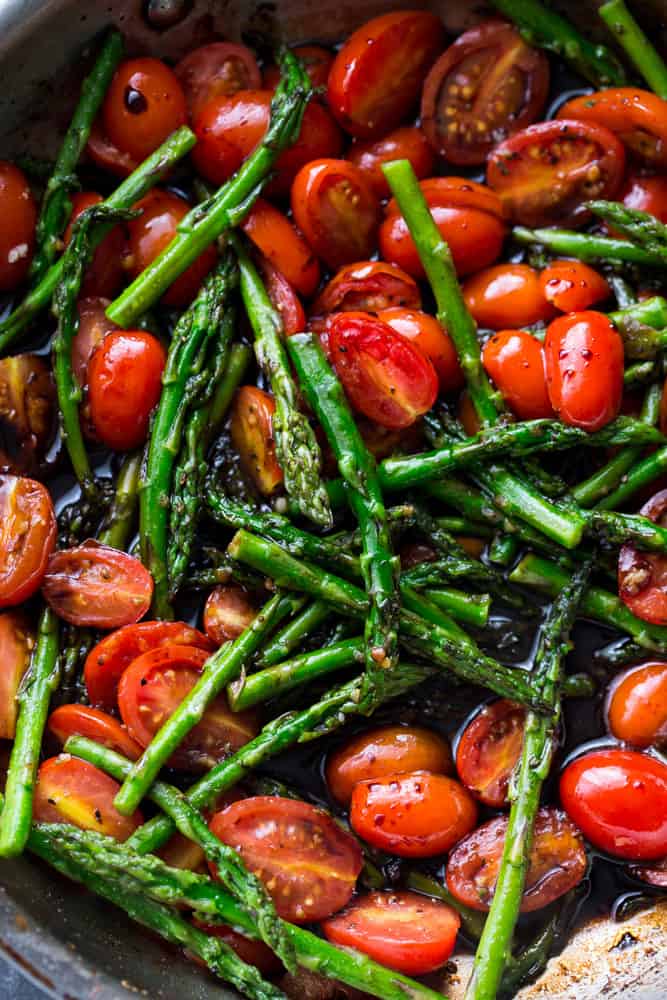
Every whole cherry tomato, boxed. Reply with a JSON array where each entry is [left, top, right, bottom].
[[257, 255, 306, 336], [618, 489, 667, 625], [463, 263, 554, 329], [539, 261, 610, 313], [0, 475, 56, 607], [64, 192, 127, 298], [543, 311, 623, 431], [240, 198, 319, 298], [620, 171, 667, 221], [314, 261, 421, 316], [455, 699, 527, 808], [175, 43, 261, 121], [606, 662, 667, 749], [421, 20, 549, 165], [0, 161, 36, 290], [47, 704, 143, 760], [102, 58, 187, 161], [482, 329, 553, 420], [378, 307, 464, 395], [560, 748, 667, 859], [230, 386, 283, 496], [348, 126, 435, 199], [263, 45, 334, 91], [86, 118, 138, 177], [0, 611, 32, 740], [559, 88, 667, 168], [203, 584, 257, 645]]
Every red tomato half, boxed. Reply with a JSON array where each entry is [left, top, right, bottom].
[[314, 261, 421, 315], [263, 46, 334, 92], [421, 20, 549, 165], [64, 192, 127, 299], [560, 749, 667, 860], [463, 264, 554, 329], [73, 297, 118, 388], [210, 797, 362, 923], [378, 307, 464, 395], [230, 386, 283, 496], [102, 57, 187, 162], [0, 475, 56, 607], [559, 88, 667, 168], [42, 542, 153, 629], [544, 311, 623, 431], [0, 161, 37, 291], [618, 489, 667, 625], [327, 312, 438, 429], [257, 255, 305, 336], [175, 43, 261, 121], [482, 329, 553, 421], [86, 118, 138, 177], [240, 198, 319, 298], [349, 127, 435, 199], [192, 919, 281, 976], [203, 584, 257, 645], [47, 704, 143, 760], [322, 891, 460, 976], [455, 699, 527, 808], [0, 611, 32, 740], [540, 261, 610, 313], [606, 662, 667, 749]]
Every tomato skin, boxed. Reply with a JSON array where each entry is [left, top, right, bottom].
[[102, 58, 187, 162], [463, 264, 554, 330], [386, 177, 506, 221], [326, 725, 453, 805], [257, 255, 305, 336], [540, 261, 610, 313], [314, 261, 421, 316], [630, 856, 667, 888], [47, 704, 143, 760], [421, 20, 549, 165], [64, 192, 127, 298], [0, 161, 36, 291], [378, 307, 464, 395], [327, 312, 438, 430], [560, 749, 667, 860], [482, 329, 553, 421], [322, 890, 460, 976], [42, 542, 153, 629], [327, 11, 445, 139], [618, 489, 667, 625], [175, 43, 261, 121], [447, 807, 587, 911], [620, 171, 667, 221], [455, 699, 527, 808], [606, 662, 667, 749], [86, 118, 138, 177], [544, 311, 623, 431], [240, 199, 319, 298], [209, 797, 363, 923], [348, 127, 435, 199], [0, 354, 56, 476], [230, 385, 283, 496], [0, 611, 32, 740], [73, 297, 118, 387], [559, 88, 667, 168], [0, 475, 56, 608], [88, 331, 166, 451], [203, 584, 257, 645], [263, 46, 334, 92], [192, 920, 282, 976], [350, 770, 478, 857]]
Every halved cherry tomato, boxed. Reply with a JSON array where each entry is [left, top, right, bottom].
[[102, 57, 187, 162], [192, 919, 282, 976], [209, 797, 362, 923], [159, 832, 206, 873], [350, 770, 478, 857], [203, 584, 257, 645], [400, 542, 438, 570], [230, 385, 283, 496], [386, 176, 506, 221], [487, 119, 625, 227], [86, 118, 138, 177], [606, 662, 667, 748], [327, 11, 445, 139], [0, 161, 37, 290], [322, 891, 460, 976], [240, 198, 319, 298], [482, 329, 553, 421], [175, 43, 261, 121], [263, 45, 334, 91], [421, 20, 549, 165], [291, 159, 381, 271], [455, 699, 526, 808], [358, 418, 424, 463], [540, 261, 610, 313], [463, 263, 554, 329], [630, 856, 667, 888], [0, 611, 32, 740], [348, 126, 434, 199], [0, 354, 56, 476], [560, 748, 667, 860], [73, 298, 118, 387], [0, 475, 56, 607], [378, 307, 464, 395], [257, 255, 305, 336], [327, 312, 438, 430], [559, 88, 667, 168], [47, 704, 143, 760], [314, 261, 421, 316], [618, 489, 667, 625], [42, 542, 153, 629], [127, 189, 217, 308], [63, 192, 127, 298], [33, 756, 143, 841], [620, 171, 667, 221], [326, 725, 453, 805], [544, 311, 623, 431], [84, 620, 213, 712]]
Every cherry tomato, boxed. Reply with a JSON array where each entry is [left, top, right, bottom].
[[544, 311, 623, 431], [459, 391, 481, 437], [385, 177, 507, 221], [203, 584, 257, 645], [42, 542, 153, 629], [560, 748, 667, 860], [240, 198, 319, 298], [350, 770, 478, 857], [159, 832, 206, 873], [127, 190, 217, 308], [84, 620, 213, 712], [0, 161, 36, 290], [487, 119, 625, 227], [314, 261, 421, 316], [263, 46, 334, 91], [175, 43, 261, 121], [327, 11, 445, 139], [47, 704, 143, 760], [0, 475, 56, 607], [559, 88, 667, 168], [73, 297, 118, 387], [447, 807, 586, 911], [0, 611, 32, 740], [0, 354, 56, 476], [348, 127, 435, 199], [358, 418, 425, 463], [102, 57, 187, 162], [322, 890, 460, 976], [86, 118, 138, 177], [327, 312, 438, 430], [455, 699, 527, 808], [421, 20, 549, 165], [291, 159, 381, 271], [326, 724, 453, 805], [209, 797, 362, 923], [378, 307, 464, 395], [463, 263, 554, 329], [540, 261, 610, 313], [192, 919, 281, 976], [620, 171, 667, 221], [63, 192, 127, 298], [257, 255, 305, 336], [482, 329, 553, 421], [618, 489, 667, 625], [606, 662, 667, 749], [630, 856, 667, 888], [230, 385, 283, 496], [400, 542, 438, 570], [33, 756, 143, 841]]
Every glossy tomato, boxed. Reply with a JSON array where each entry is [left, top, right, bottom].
[[209, 797, 362, 923], [86, 117, 138, 177], [482, 329, 553, 420], [455, 699, 527, 808], [64, 192, 127, 298], [42, 542, 153, 629], [463, 264, 554, 329], [175, 43, 261, 121], [421, 20, 549, 165], [350, 770, 478, 857], [230, 385, 283, 496], [47, 704, 143, 760], [560, 749, 667, 860], [0, 354, 56, 476], [314, 261, 421, 316], [540, 261, 610, 313], [0, 611, 32, 740], [102, 57, 187, 161], [487, 119, 625, 227], [73, 297, 118, 386], [327, 312, 438, 430], [348, 126, 435, 199], [192, 919, 281, 976], [263, 45, 334, 91], [203, 584, 257, 645], [630, 856, 667, 888], [447, 807, 587, 911], [458, 391, 481, 437], [0, 475, 56, 607], [256, 255, 305, 336], [544, 311, 623, 431], [240, 198, 319, 298], [620, 171, 667, 221], [618, 489, 667, 625], [322, 891, 460, 976], [0, 161, 36, 290], [559, 88, 667, 168], [378, 307, 464, 394], [606, 662, 667, 748]]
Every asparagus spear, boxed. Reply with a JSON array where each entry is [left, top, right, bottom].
[[599, 0, 667, 97], [589, 200, 667, 260], [625, 360, 660, 387], [259, 600, 331, 666], [421, 587, 491, 629], [512, 225, 665, 267], [30, 29, 124, 283], [594, 443, 667, 511], [405, 871, 486, 941]]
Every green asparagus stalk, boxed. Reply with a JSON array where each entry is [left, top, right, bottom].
[[399, 584, 469, 643], [512, 225, 665, 266], [405, 871, 486, 941], [99, 451, 142, 550], [422, 587, 491, 629], [599, 0, 667, 97], [625, 360, 660, 387], [259, 600, 331, 666], [589, 200, 667, 259], [594, 443, 667, 511]]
